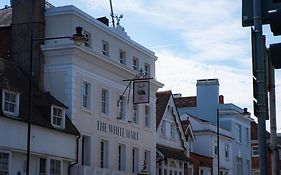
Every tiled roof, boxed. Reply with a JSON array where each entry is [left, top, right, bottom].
[[174, 96, 196, 108], [0, 58, 80, 136], [0, 7, 12, 27], [190, 152, 213, 168], [157, 145, 189, 161], [156, 91, 171, 129]]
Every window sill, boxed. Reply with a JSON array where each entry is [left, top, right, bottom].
[[101, 113, 111, 120], [3, 111, 19, 118], [82, 107, 93, 115]]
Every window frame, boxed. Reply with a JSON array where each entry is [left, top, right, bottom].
[[144, 150, 151, 171], [101, 88, 109, 115], [51, 105, 65, 129], [83, 30, 91, 47], [118, 96, 126, 120], [252, 146, 259, 157], [145, 105, 150, 128], [160, 120, 166, 137], [170, 123, 176, 139], [50, 158, 62, 175], [144, 63, 150, 77], [225, 144, 229, 159], [102, 40, 109, 56], [82, 80, 91, 111], [133, 57, 139, 70], [119, 49, 126, 65], [132, 147, 139, 173], [235, 124, 242, 143], [118, 144, 126, 171], [100, 139, 109, 168], [2, 89, 20, 117], [132, 104, 139, 124], [0, 151, 10, 175]]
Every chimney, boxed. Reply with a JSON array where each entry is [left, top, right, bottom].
[[196, 78, 219, 125], [219, 95, 224, 104], [97, 17, 109, 26], [11, 0, 45, 89]]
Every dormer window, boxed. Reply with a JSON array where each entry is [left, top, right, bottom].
[[2, 90, 20, 117], [51, 105, 65, 128]]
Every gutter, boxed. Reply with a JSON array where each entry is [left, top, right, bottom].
[[68, 134, 80, 175]]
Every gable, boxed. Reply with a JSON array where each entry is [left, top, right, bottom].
[[156, 91, 188, 151]]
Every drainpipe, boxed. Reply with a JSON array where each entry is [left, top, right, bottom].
[[68, 135, 81, 175]]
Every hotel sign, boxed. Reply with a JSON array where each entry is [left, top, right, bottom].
[[97, 121, 139, 141], [133, 80, 150, 104]]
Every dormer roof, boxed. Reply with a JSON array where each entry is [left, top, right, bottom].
[[0, 58, 79, 136]]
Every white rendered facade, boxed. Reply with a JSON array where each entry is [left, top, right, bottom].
[[181, 113, 234, 175], [156, 92, 189, 175], [43, 5, 163, 175], [0, 107, 78, 175]]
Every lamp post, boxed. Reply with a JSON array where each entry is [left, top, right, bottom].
[[26, 27, 85, 175]]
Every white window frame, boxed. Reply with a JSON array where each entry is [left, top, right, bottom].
[[118, 144, 126, 171], [160, 120, 166, 137], [102, 40, 109, 56], [252, 146, 259, 157], [236, 157, 243, 175], [39, 157, 47, 175], [225, 144, 229, 159], [132, 104, 139, 124], [83, 30, 91, 47], [51, 105, 65, 129], [119, 49, 126, 64], [2, 90, 20, 117], [133, 57, 139, 70], [82, 135, 91, 166], [132, 147, 139, 173], [101, 88, 109, 115], [144, 150, 151, 171], [118, 96, 126, 120], [235, 124, 242, 143], [145, 105, 150, 128], [144, 63, 150, 77], [170, 123, 176, 139], [100, 139, 109, 168], [50, 158, 62, 175], [0, 151, 10, 175], [82, 80, 91, 111]]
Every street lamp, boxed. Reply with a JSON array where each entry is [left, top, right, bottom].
[[26, 27, 85, 175]]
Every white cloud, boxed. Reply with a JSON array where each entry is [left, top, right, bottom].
[[156, 50, 253, 109]]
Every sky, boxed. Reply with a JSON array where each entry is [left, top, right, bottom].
[[1, 0, 281, 131]]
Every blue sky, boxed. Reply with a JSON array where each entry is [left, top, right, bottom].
[[1, 0, 281, 130]]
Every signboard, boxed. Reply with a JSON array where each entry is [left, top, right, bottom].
[[242, 0, 281, 27], [133, 81, 150, 104]]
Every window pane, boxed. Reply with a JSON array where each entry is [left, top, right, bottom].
[[0, 152, 9, 174]]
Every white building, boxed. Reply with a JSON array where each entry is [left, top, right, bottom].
[[175, 79, 253, 175], [181, 113, 233, 175], [42, 5, 163, 175], [155, 91, 191, 175], [0, 58, 80, 175]]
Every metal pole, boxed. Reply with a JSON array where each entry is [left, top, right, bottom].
[[26, 31, 33, 175], [269, 61, 279, 175], [253, 0, 267, 173], [109, 0, 115, 27], [217, 108, 220, 175]]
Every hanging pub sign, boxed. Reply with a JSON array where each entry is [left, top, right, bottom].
[[133, 80, 150, 104]]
